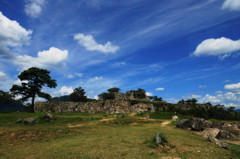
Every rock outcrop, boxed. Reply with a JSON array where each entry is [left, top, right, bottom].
[[176, 118, 240, 140]]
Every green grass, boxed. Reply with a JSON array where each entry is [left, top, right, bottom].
[[0, 112, 239, 159]]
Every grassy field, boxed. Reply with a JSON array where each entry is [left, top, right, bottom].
[[0, 112, 239, 159]]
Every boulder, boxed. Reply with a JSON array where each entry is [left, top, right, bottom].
[[176, 119, 190, 129], [219, 130, 237, 140], [190, 118, 205, 131], [172, 115, 178, 121], [156, 132, 166, 145], [202, 120, 213, 129], [202, 128, 220, 138], [208, 136, 228, 148], [211, 122, 224, 129], [23, 118, 37, 124], [42, 113, 55, 121]]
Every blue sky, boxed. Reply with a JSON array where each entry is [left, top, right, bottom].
[[0, 0, 240, 108]]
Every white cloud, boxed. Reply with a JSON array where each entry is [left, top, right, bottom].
[[0, 72, 6, 77], [0, 72, 6, 81], [0, 12, 32, 58], [94, 76, 103, 81], [66, 74, 74, 79], [146, 92, 153, 96], [215, 91, 223, 94], [74, 33, 119, 53], [75, 73, 83, 77], [199, 85, 207, 88], [25, 0, 45, 18], [93, 95, 99, 100], [192, 37, 240, 59], [155, 87, 165, 91], [187, 91, 240, 107], [54, 86, 73, 96], [224, 82, 240, 91], [199, 94, 221, 103], [166, 98, 179, 104], [13, 47, 68, 70], [222, 0, 240, 11], [13, 79, 28, 85]]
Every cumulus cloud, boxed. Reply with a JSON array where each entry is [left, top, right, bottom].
[[24, 0, 45, 18], [187, 91, 240, 107], [155, 87, 165, 91], [13, 47, 68, 70], [192, 37, 240, 59], [199, 94, 221, 103], [224, 82, 240, 91], [146, 92, 153, 96], [222, 0, 240, 11], [74, 33, 119, 53], [0, 12, 32, 58], [54, 86, 73, 96]]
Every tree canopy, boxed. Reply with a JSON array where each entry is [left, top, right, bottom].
[[69, 87, 88, 102], [10, 67, 57, 112]]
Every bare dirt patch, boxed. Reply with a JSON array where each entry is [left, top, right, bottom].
[[161, 120, 171, 127], [67, 124, 84, 128], [99, 118, 115, 122], [129, 122, 139, 126]]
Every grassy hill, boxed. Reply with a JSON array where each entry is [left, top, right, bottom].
[[0, 112, 239, 159]]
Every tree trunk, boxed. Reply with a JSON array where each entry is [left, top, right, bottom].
[[30, 96, 35, 113]]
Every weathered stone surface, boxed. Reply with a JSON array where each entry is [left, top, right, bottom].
[[219, 130, 237, 139], [190, 118, 205, 131], [208, 136, 228, 148], [177, 118, 240, 140], [35, 101, 153, 114], [202, 128, 220, 138], [176, 119, 190, 129], [211, 122, 224, 129]]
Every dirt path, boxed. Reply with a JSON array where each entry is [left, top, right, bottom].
[[161, 120, 172, 127]]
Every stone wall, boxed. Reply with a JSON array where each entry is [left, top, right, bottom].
[[35, 100, 154, 114]]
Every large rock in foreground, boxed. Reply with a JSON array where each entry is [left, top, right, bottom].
[[202, 128, 220, 138]]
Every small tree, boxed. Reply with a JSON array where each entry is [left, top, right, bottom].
[[69, 87, 88, 102], [10, 67, 57, 112], [98, 92, 115, 100], [107, 87, 121, 93]]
